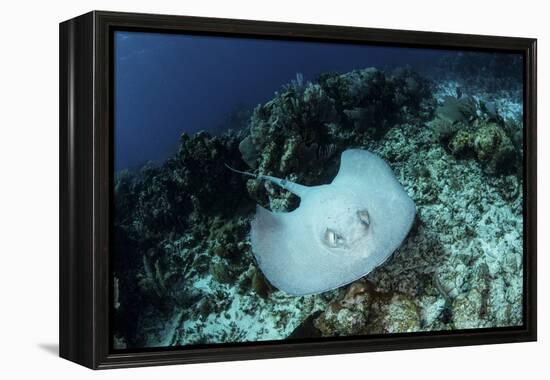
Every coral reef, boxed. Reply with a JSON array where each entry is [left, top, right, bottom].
[[431, 92, 521, 176], [112, 64, 523, 349]]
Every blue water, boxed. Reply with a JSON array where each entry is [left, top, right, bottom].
[[113, 31, 455, 170]]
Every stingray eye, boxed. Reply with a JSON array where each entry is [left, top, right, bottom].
[[324, 228, 345, 248], [357, 210, 370, 227]]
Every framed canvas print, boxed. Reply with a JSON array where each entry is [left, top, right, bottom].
[[59, 11, 537, 369]]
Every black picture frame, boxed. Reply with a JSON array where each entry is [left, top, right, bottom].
[[59, 10, 537, 369]]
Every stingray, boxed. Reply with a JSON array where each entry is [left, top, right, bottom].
[[228, 149, 416, 296]]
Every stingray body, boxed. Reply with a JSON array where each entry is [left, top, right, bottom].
[[233, 149, 416, 296]]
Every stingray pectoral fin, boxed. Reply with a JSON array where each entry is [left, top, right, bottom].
[[332, 149, 388, 187], [250, 205, 282, 270], [250, 205, 294, 285], [250, 205, 304, 294]]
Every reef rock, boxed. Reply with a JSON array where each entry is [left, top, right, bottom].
[[314, 281, 372, 336], [473, 122, 516, 174], [314, 280, 421, 337], [368, 293, 421, 334]]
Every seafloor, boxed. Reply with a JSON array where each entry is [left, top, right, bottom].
[[112, 56, 523, 349]]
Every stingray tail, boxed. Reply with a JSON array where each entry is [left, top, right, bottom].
[[225, 164, 257, 178], [225, 164, 309, 198]]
